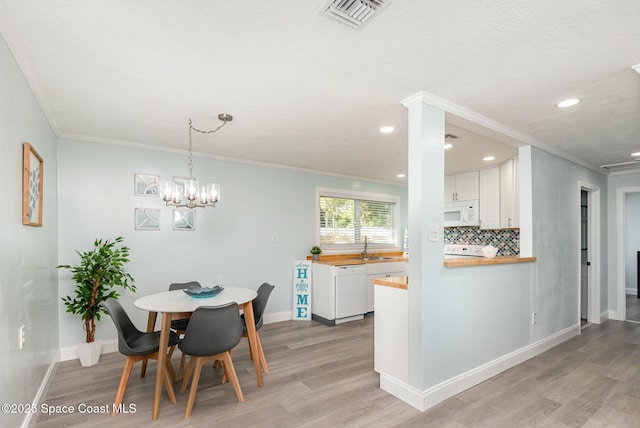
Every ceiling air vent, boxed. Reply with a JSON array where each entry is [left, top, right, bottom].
[[321, 0, 391, 30]]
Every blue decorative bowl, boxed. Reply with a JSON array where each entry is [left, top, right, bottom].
[[183, 285, 224, 299]]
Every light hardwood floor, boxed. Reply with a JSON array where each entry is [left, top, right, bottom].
[[34, 316, 640, 427]]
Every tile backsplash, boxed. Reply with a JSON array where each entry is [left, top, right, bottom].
[[444, 227, 520, 256]]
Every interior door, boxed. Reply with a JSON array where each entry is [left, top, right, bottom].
[[581, 190, 588, 322]]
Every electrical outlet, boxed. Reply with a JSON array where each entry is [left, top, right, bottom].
[[19, 325, 25, 349], [272, 233, 279, 242], [531, 312, 537, 325]]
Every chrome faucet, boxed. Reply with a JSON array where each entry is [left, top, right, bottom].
[[361, 236, 368, 258]]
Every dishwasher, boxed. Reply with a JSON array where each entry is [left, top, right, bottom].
[[335, 264, 368, 321]]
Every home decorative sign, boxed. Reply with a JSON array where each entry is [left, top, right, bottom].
[[292, 260, 311, 321], [22, 142, 43, 226]]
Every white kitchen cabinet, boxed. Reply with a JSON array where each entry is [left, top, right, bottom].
[[479, 167, 500, 229], [366, 261, 407, 312], [374, 282, 408, 382], [312, 263, 369, 325], [500, 157, 519, 228], [312, 261, 407, 324], [445, 171, 479, 202]]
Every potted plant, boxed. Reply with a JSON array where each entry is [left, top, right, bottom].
[[310, 245, 322, 261], [58, 236, 136, 366]]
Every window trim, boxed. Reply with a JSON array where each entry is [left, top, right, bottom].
[[315, 187, 401, 254]]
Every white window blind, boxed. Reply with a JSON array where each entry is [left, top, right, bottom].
[[319, 195, 397, 246]]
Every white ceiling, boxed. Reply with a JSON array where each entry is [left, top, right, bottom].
[[1, 1, 639, 183]]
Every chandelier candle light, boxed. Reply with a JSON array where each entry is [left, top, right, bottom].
[[158, 113, 232, 209]]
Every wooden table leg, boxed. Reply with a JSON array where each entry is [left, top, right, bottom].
[[141, 311, 157, 377], [242, 302, 263, 387], [152, 312, 173, 420]]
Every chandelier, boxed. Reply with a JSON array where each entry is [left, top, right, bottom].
[[158, 113, 233, 209]]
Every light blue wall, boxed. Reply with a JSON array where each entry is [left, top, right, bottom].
[[57, 139, 408, 348], [0, 34, 58, 427], [421, 147, 608, 388], [530, 148, 608, 338]]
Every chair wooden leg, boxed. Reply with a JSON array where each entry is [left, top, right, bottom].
[[220, 351, 244, 402], [165, 356, 177, 384], [184, 358, 205, 419], [220, 348, 234, 384], [180, 356, 196, 393], [178, 352, 187, 380], [163, 362, 177, 404], [140, 357, 148, 378], [255, 333, 269, 374], [112, 357, 135, 416]]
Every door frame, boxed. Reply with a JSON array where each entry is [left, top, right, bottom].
[[579, 181, 601, 325], [615, 186, 640, 321]]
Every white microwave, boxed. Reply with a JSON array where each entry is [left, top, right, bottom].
[[444, 200, 479, 227]]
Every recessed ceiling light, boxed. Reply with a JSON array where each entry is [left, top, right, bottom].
[[556, 98, 581, 108], [380, 126, 395, 133], [632, 152, 640, 157], [444, 143, 453, 150], [396, 173, 406, 178], [483, 156, 496, 161]]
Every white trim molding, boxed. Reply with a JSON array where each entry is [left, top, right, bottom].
[[379, 323, 580, 412]]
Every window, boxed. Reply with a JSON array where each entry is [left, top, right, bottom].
[[317, 188, 399, 250]]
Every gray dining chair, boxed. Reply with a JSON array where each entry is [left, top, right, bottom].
[[103, 299, 180, 415], [168, 281, 201, 380], [242, 282, 275, 374], [179, 302, 244, 419], [218, 282, 275, 381]]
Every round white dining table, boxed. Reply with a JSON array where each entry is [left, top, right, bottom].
[[134, 287, 260, 420]]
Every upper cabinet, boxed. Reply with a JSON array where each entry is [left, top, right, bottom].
[[444, 171, 479, 203], [500, 157, 519, 228], [479, 167, 500, 229]]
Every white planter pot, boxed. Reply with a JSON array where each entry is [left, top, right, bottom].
[[78, 340, 102, 367]]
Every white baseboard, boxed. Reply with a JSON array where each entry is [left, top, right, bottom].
[[626, 288, 637, 296], [59, 339, 118, 362], [264, 310, 296, 324], [21, 350, 60, 428], [608, 309, 624, 321], [380, 323, 580, 412]]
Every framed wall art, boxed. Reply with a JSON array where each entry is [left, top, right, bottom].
[[173, 208, 195, 231], [135, 208, 160, 230], [134, 173, 159, 196], [22, 142, 43, 227]]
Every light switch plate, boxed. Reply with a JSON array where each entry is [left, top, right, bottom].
[[428, 224, 439, 242]]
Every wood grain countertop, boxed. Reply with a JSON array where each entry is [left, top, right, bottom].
[[444, 256, 536, 267], [309, 253, 407, 266], [372, 276, 408, 290]]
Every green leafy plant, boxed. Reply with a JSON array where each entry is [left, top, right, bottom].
[[310, 245, 322, 255], [58, 237, 136, 343]]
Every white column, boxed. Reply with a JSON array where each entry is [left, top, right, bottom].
[[401, 92, 445, 392]]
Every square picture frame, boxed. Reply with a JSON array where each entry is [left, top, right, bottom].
[[135, 208, 160, 230], [173, 208, 195, 231], [22, 142, 43, 227], [134, 173, 159, 196]]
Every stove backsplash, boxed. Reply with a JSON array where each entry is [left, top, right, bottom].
[[444, 227, 520, 256]]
